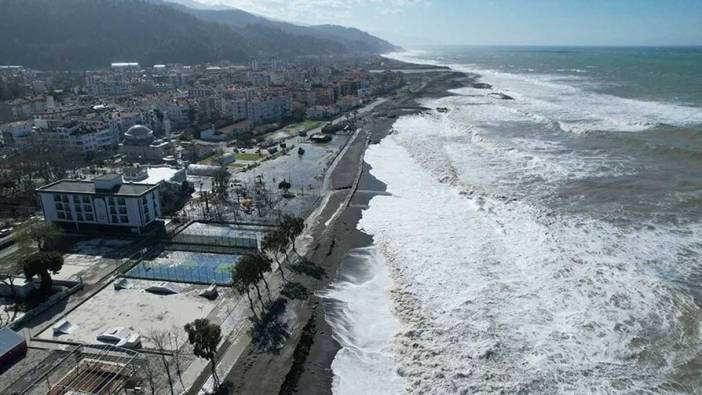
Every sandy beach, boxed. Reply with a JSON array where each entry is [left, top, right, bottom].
[[223, 65, 473, 394]]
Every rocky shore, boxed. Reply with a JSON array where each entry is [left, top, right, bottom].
[[225, 66, 473, 395]]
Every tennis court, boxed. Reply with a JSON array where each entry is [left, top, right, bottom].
[[125, 250, 240, 284]]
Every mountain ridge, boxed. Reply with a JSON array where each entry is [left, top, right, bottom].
[[158, 0, 400, 55], [0, 0, 399, 70]]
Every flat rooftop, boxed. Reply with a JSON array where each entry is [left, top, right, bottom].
[[124, 166, 181, 185], [37, 180, 156, 196], [37, 279, 221, 349]]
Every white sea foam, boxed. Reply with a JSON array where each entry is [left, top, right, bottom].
[[322, 247, 406, 395], [385, 52, 702, 134], [358, 133, 702, 393], [326, 51, 702, 394], [389, 106, 634, 202]]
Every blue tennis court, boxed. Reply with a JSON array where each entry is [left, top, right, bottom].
[[126, 250, 240, 285]]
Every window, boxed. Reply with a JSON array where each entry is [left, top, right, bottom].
[[53, 195, 61, 202], [84, 205, 93, 212], [65, 212, 73, 220], [85, 213, 94, 221], [117, 197, 125, 205], [55, 203, 63, 211], [108, 197, 115, 205], [82, 196, 90, 203], [74, 205, 82, 212], [57, 212, 65, 219], [111, 215, 118, 223], [119, 207, 127, 214], [77, 213, 84, 221], [120, 216, 128, 223]]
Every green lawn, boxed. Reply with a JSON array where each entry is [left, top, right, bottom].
[[235, 152, 264, 161], [197, 154, 216, 164], [299, 120, 321, 129], [283, 120, 321, 132]]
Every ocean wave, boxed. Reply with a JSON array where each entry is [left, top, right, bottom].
[[359, 134, 702, 394], [556, 68, 588, 73], [322, 247, 406, 395], [391, 108, 636, 201], [384, 52, 702, 134]]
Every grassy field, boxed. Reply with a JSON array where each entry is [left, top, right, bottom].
[[283, 120, 321, 132], [197, 153, 217, 164], [235, 152, 264, 161]]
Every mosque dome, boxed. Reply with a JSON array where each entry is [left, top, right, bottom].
[[124, 124, 154, 145], [125, 124, 153, 138]]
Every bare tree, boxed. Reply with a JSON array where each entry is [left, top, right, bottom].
[[0, 308, 10, 328], [148, 330, 176, 395], [141, 356, 158, 395], [168, 327, 188, 392], [0, 275, 20, 326], [15, 221, 62, 253]]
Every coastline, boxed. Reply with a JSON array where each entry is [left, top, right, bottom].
[[225, 65, 473, 395]]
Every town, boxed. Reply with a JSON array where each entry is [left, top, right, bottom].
[[0, 55, 416, 394]]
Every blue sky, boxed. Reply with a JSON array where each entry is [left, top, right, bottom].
[[197, 0, 702, 46]]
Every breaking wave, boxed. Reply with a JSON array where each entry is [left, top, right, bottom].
[[325, 51, 702, 394], [322, 247, 406, 395], [385, 51, 702, 134], [359, 129, 702, 393]]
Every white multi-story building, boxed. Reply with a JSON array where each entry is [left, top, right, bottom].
[[221, 98, 248, 122], [87, 79, 131, 97], [158, 101, 191, 129], [36, 174, 162, 234], [53, 122, 116, 154], [246, 95, 292, 126], [306, 105, 340, 120], [0, 96, 47, 122]]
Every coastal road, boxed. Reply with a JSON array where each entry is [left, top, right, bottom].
[[188, 97, 387, 395]]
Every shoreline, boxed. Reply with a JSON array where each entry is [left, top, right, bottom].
[[225, 66, 473, 394]]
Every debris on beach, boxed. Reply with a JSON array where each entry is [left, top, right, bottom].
[[489, 92, 515, 100]]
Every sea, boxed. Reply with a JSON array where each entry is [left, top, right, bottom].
[[322, 46, 702, 394]]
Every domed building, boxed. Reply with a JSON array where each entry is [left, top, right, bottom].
[[119, 124, 170, 163], [124, 125, 154, 144]]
